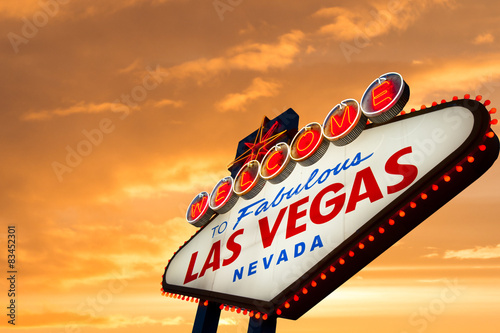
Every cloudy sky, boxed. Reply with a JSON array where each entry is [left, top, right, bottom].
[[1, 0, 500, 332]]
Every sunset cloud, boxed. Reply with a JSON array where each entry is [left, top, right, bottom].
[[315, 0, 456, 41], [216, 77, 282, 112], [473, 33, 495, 45], [13, 311, 185, 329], [166, 30, 304, 82], [444, 244, 500, 259]]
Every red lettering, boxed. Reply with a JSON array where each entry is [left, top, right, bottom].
[[346, 167, 383, 213], [199, 241, 221, 278], [310, 183, 346, 224], [385, 146, 418, 194], [330, 105, 356, 136], [190, 197, 207, 219], [240, 171, 253, 190], [215, 182, 231, 205], [286, 197, 309, 239], [258, 206, 288, 249], [266, 150, 283, 172], [183, 251, 199, 284], [222, 229, 244, 266], [372, 80, 393, 110]]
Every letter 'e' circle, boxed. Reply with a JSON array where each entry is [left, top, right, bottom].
[[360, 72, 410, 124], [209, 176, 238, 214]]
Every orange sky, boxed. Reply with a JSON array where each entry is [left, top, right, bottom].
[[1, 0, 500, 332]]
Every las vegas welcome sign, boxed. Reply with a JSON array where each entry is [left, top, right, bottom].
[[161, 72, 499, 320]]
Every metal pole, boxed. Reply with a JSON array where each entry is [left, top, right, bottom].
[[247, 314, 277, 333], [192, 301, 221, 333]]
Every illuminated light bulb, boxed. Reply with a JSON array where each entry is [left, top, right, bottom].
[[476, 95, 482, 101], [243, 309, 248, 315], [411, 108, 416, 112], [191, 298, 194, 303], [421, 193, 428, 200], [303, 287, 308, 294], [181, 296, 185, 300], [255, 313, 261, 319], [484, 100, 491, 106], [177, 295, 181, 299], [456, 165, 463, 172], [276, 309, 282, 315], [204, 300, 208, 306], [479, 145, 486, 151], [339, 258, 345, 265], [490, 108, 497, 114], [379, 227, 385, 234], [410, 202, 416, 208], [330, 265, 336, 272], [321, 273, 327, 280], [452, 96, 458, 100], [250, 311, 254, 317], [401, 110, 406, 115], [219, 304, 224, 310], [441, 99, 446, 104], [349, 251, 355, 257], [359, 243, 365, 249], [294, 295, 299, 301], [467, 156, 475, 163], [464, 94, 470, 99], [311, 281, 317, 287], [487, 131, 495, 138], [420, 105, 426, 110], [366, 120, 371, 125], [368, 235, 375, 242], [162, 274, 164, 278], [399, 210, 405, 217], [237, 308, 241, 314], [186, 297, 190, 302], [230, 306, 235, 312], [263, 314, 268, 320], [491, 119, 498, 125], [388, 219, 395, 225], [224, 305, 230, 311], [284, 302, 290, 309], [432, 101, 437, 106], [432, 184, 438, 191], [444, 175, 451, 182], [161, 292, 165, 296], [195, 299, 199, 303]]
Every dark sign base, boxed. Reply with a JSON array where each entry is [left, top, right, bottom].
[[192, 302, 221, 333], [248, 315, 277, 333]]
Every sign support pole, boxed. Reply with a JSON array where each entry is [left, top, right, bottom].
[[192, 301, 221, 333], [247, 314, 277, 333]]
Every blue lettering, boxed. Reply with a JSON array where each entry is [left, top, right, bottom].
[[293, 183, 304, 196], [271, 187, 286, 208], [304, 169, 320, 190], [234, 198, 266, 229], [294, 242, 306, 258], [263, 254, 274, 269], [248, 260, 258, 276], [276, 249, 288, 265], [318, 168, 331, 184], [233, 267, 244, 282], [255, 201, 270, 215], [310, 235, 324, 252]]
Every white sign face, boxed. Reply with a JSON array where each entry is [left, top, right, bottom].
[[165, 106, 475, 302]]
